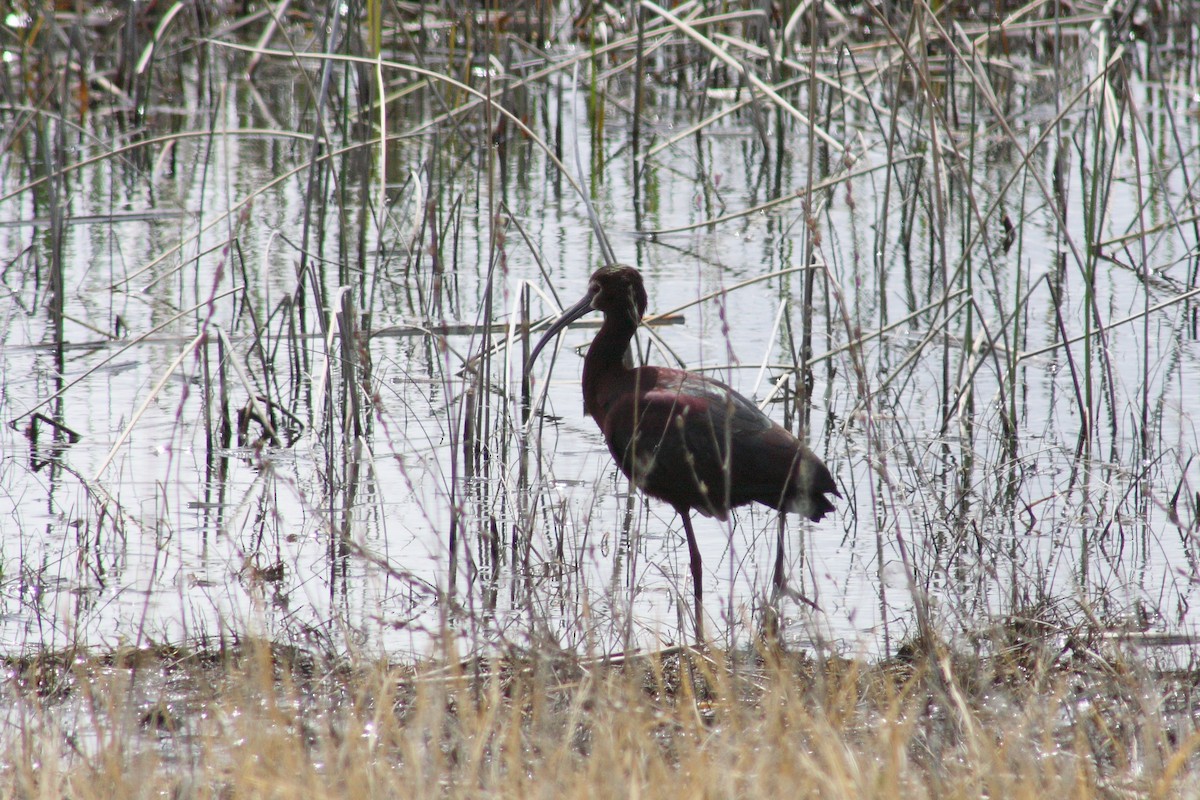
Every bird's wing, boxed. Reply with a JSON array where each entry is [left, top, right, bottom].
[[601, 370, 785, 516], [660, 372, 821, 512], [599, 369, 837, 520]]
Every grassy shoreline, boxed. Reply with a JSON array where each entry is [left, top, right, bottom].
[[4, 628, 1198, 797]]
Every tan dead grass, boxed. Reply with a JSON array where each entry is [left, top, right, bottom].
[[2, 637, 1197, 798]]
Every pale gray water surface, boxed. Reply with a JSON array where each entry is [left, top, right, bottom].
[[2, 15, 1200, 661]]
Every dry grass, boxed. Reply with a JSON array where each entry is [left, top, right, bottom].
[[3, 631, 1198, 798]]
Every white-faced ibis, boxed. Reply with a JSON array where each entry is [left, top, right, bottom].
[[528, 265, 839, 638]]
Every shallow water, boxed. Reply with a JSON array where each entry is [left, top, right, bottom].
[[2, 9, 1199, 661]]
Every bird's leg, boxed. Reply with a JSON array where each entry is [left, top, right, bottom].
[[680, 512, 705, 643], [763, 515, 787, 643], [772, 515, 787, 599]]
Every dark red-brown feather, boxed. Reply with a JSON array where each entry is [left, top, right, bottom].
[[592, 365, 837, 522], [527, 264, 838, 637]]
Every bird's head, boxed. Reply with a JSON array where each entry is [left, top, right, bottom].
[[526, 265, 647, 371], [586, 265, 648, 326]]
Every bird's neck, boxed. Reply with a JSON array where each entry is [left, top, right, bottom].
[[581, 315, 637, 416]]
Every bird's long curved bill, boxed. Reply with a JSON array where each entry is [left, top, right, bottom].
[[526, 291, 596, 374]]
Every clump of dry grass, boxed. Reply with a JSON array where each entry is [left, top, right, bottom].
[[2, 633, 1197, 798]]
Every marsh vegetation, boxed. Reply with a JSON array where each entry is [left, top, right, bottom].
[[2, 0, 1200, 794]]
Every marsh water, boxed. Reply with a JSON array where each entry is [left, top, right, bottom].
[[2, 5, 1199, 663]]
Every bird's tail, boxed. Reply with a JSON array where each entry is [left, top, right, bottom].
[[789, 452, 840, 522]]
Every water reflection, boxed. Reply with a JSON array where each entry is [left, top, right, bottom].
[[0, 8, 1198, 661]]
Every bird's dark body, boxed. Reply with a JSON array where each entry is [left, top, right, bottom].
[[528, 264, 838, 638], [586, 364, 837, 523]]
